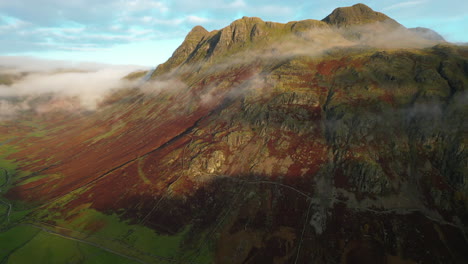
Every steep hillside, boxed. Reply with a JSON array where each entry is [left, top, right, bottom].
[[0, 3, 467, 264]]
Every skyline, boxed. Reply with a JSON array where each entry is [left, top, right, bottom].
[[1, 0, 467, 66]]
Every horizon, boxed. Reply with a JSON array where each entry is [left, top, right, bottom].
[[1, 0, 467, 67]]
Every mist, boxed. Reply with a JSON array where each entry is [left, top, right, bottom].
[[0, 57, 152, 119], [266, 21, 445, 58]]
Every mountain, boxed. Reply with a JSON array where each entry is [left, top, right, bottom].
[[322, 3, 401, 27], [0, 3, 467, 264]]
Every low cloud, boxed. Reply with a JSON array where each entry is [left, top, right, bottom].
[[342, 22, 443, 48], [139, 78, 188, 95], [0, 56, 141, 73], [0, 56, 198, 120], [0, 69, 137, 110], [0, 57, 151, 119]]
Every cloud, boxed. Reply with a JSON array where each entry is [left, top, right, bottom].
[[383, 0, 427, 11], [186, 15, 211, 24], [0, 0, 173, 54], [341, 21, 443, 49], [0, 57, 149, 119], [0, 100, 30, 119], [0, 56, 141, 72], [138, 78, 187, 95], [0, 69, 137, 110], [124, 0, 168, 12], [229, 0, 247, 8], [0, 56, 198, 120]]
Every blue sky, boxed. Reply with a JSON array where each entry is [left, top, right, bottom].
[[0, 0, 466, 67]]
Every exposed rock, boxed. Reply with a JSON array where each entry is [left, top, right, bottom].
[[153, 25, 209, 75], [206, 150, 225, 174]]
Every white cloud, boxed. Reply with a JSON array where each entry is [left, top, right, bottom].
[[186, 15, 211, 24], [0, 69, 134, 109], [60, 46, 102, 52], [141, 16, 153, 23], [0, 16, 29, 31], [383, 0, 427, 11], [229, 0, 246, 8], [151, 18, 185, 26], [0, 57, 146, 118], [0, 56, 141, 73], [124, 0, 167, 12]]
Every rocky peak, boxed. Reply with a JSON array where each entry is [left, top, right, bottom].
[[153, 25, 209, 75], [322, 3, 400, 27], [173, 25, 209, 58], [186, 25, 209, 42], [153, 17, 271, 76], [237, 16, 264, 23], [214, 16, 265, 50]]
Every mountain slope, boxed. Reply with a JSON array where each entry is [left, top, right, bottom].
[[0, 3, 467, 264]]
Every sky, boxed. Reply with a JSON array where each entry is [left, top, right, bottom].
[[0, 0, 466, 67]]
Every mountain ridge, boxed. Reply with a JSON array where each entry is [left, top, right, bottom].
[[153, 3, 445, 77]]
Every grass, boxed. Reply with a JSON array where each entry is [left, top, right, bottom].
[[2, 227, 140, 264], [0, 225, 40, 261], [87, 121, 126, 144], [15, 173, 61, 187], [0, 145, 18, 174], [90, 210, 213, 261], [21, 201, 216, 263], [4, 184, 216, 263], [60, 208, 201, 259]]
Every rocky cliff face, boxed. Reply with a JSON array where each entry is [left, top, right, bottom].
[[0, 3, 466, 264]]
